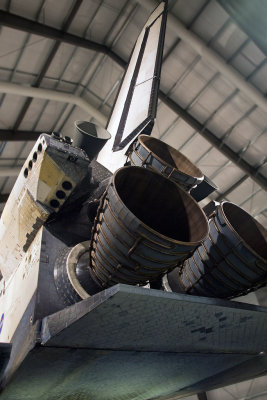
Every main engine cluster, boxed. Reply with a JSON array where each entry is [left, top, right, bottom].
[[52, 122, 267, 304]]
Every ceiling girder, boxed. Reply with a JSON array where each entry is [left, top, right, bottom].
[[197, 393, 208, 400], [0, 86, 265, 190], [159, 94, 267, 191], [0, 12, 266, 190], [215, 175, 249, 201], [0, 81, 107, 126], [0, 10, 126, 68], [0, 168, 21, 177], [135, 0, 267, 114], [0, 194, 9, 203], [0, 129, 42, 141], [12, 0, 83, 130]]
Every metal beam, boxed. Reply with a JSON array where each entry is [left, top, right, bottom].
[[197, 393, 208, 400], [44, 1, 138, 134], [0, 10, 126, 69], [13, 0, 83, 130], [243, 390, 267, 400], [136, 0, 267, 114], [0, 81, 108, 126], [0, 12, 266, 190], [159, 92, 267, 191], [0, 168, 21, 177], [0, 84, 266, 190], [215, 175, 249, 201], [0, 1, 46, 110], [0, 129, 42, 141], [0, 194, 9, 203], [27, 0, 106, 133]]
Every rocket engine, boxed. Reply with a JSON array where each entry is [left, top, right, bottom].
[[0, 122, 266, 321], [173, 201, 267, 299], [47, 124, 266, 305], [90, 166, 208, 288], [0, 120, 266, 394], [127, 134, 204, 192]]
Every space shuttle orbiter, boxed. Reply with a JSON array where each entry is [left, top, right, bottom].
[[0, 2, 266, 400]]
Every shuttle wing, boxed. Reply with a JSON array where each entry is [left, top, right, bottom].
[[41, 284, 267, 353], [2, 285, 267, 399]]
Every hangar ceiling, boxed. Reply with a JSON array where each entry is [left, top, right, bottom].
[[0, 0, 266, 398], [0, 0, 266, 225]]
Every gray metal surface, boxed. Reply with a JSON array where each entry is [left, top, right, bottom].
[[180, 202, 267, 298], [53, 246, 82, 306], [72, 121, 111, 160], [34, 227, 69, 321], [128, 134, 204, 191], [45, 158, 112, 247], [1, 284, 266, 400], [42, 284, 267, 354], [0, 348, 255, 400], [89, 159, 113, 184], [190, 175, 218, 202]]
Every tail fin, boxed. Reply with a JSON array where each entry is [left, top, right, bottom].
[[97, 1, 168, 172]]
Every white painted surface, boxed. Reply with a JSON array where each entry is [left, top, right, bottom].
[[97, 3, 165, 172], [0, 81, 107, 127], [0, 229, 42, 342]]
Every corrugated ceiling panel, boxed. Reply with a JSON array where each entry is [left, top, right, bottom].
[[45, 43, 85, 80], [241, 189, 267, 217], [178, 135, 210, 164], [18, 98, 52, 130], [218, 0, 267, 56], [89, 57, 124, 101], [196, 147, 228, 179], [7, 0, 44, 20], [15, 35, 52, 75], [0, 176, 17, 194], [161, 41, 199, 93], [0, 28, 28, 70], [68, 0, 106, 38], [171, 0, 208, 26], [211, 165, 245, 193], [231, 52, 258, 78], [36, 0, 74, 29], [33, 100, 69, 132], [152, 103, 178, 138], [226, 177, 260, 204], [164, 121, 196, 149], [250, 63, 267, 93], [79, 1, 126, 44], [0, 94, 29, 128], [256, 212, 267, 228], [191, 1, 228, 43], [212, 23, 246, 60]]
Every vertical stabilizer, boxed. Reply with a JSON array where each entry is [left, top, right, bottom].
[[97, 1, 168, 172]]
